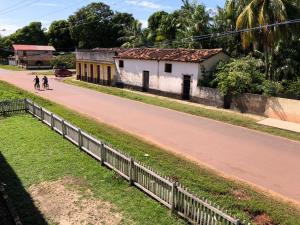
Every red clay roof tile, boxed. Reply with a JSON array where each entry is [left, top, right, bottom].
[[115, 48, 223, 63]]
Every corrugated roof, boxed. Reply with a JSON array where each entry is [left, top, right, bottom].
[[12, 44, 55, 51], [115, 48, 223, 63]]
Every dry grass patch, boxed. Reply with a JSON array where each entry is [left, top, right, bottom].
[[29, 177, 124, 225]]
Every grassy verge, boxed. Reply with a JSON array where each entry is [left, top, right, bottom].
[[64, 78, 300, 142], [1, 80, 300, 225], [0, 115, 186, 225], [30, 71, 54, 76], [0, 64, 25, 71]]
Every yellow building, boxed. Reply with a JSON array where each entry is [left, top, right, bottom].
[[76, 48, 119, 85]]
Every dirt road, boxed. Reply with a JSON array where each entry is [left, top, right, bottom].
[[1, 69, 299, 203]]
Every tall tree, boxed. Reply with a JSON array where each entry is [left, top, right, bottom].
[[175, 0, 210, 48], [147, 11, 168, 43], [68, 2, 114, 48], [110, 12, 136, 46], [48, 20, 74, 51], [119, 20, 145, 48], [10, 22, 48, 45], [235, 0, 300, 79]]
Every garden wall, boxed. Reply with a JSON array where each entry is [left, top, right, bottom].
[[231, 94, 300, 124], [192, 87, 224, 108]]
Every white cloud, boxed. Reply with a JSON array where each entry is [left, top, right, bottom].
[[125, 0, 162, 9]]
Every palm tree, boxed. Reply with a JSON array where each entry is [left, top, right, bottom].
[[118, 20, 144, 48], [235, 0, 299, 79]]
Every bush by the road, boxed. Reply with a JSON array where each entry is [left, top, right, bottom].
[[50, 54, 75, 69]]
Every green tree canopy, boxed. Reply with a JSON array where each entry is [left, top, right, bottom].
[[10, 22, 48, 45], [68, 2, 134, 48], [48, 20, 74, 51]]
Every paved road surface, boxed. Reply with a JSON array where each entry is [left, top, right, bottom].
[[1, 69, 300, 203]]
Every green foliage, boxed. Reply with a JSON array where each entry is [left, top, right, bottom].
[[68, 3, 135, 48], [175, 1, 210, 48], [213, 57, 265, 96], [50, 54, 75, 69], [262, 80, 284, 97], [119, 20, 146, 48], [285, 78, 300, 99], [47, 20, 74, 51], [10, 22, 48, 45]]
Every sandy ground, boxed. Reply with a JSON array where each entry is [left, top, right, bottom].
[[29, 177, 123, 225], [1, 69, 300, 204]]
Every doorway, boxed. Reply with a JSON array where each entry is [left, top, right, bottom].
[[107, 66, 111, 85], [97, 65, 100, 84], [182, 75, 191, 100], [142, 71, 150, 92], [90, 64, 94, 83]]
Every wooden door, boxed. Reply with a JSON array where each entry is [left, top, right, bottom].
[[142, 71, 150, 92], [182, 75, 191, 100]]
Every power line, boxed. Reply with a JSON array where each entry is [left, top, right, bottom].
[[0, 0, 31, 14], [190, 19, 300, 41], [0, 0, 42, 16]]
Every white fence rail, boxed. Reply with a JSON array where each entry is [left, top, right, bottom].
[[1, 99, 248, 225]]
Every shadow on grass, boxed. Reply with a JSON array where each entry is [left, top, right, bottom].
[[0, 153, 48, 225]]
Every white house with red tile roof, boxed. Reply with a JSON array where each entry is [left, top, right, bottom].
[[11, 44, 56, 69], [114, 48, 228, 103]]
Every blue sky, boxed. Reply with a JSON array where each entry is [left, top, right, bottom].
[[0, 0, 225, 36]]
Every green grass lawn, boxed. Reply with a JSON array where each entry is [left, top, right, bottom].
[[0, 115, 187, 225], [1, 80, 300, 225], [64, 78, 300, 142], [0, 64, 25, 71]]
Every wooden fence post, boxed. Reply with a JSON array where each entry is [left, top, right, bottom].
[[100, 143, 106, 166], [61, 120, 66, 138], [32, 103, 36, 116], [78, 129, 82, 148], [171, 182, 177, 213], [40, 108, 44, 122], [24, 99, 28, 112], [50, 113, 54, 130], [129, 157, 134, 185]]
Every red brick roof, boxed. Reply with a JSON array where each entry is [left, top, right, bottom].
[[115, 48, 223, 63], [13, 44, 55, 51]]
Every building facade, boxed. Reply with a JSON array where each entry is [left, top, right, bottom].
[[114, 48, 228, 102], [12, 44, 55, 69], [76, 48, 119, 85]]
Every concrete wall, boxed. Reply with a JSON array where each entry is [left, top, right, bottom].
[[192, 87, 224, 107], [232, 93, 300, 123], [265, 97, 300, 123]]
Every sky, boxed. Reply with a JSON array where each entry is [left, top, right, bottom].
[[0, 0, 225, 36]]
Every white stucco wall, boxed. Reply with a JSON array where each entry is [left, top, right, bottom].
[[115, 52, 229, 99], [116, 59, 159, 89], [116, 58, 199, 95]]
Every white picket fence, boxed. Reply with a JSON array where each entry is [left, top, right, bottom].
[[1, 99, 249, 225]]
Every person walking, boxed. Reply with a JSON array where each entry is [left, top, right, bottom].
[[33, 76, 40, 90]]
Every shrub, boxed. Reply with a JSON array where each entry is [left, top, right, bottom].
[[262, 80, 284, 97], [285, 78, 300, 99], [50, 54, 75, 69], [213, 56, 265, 96]]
